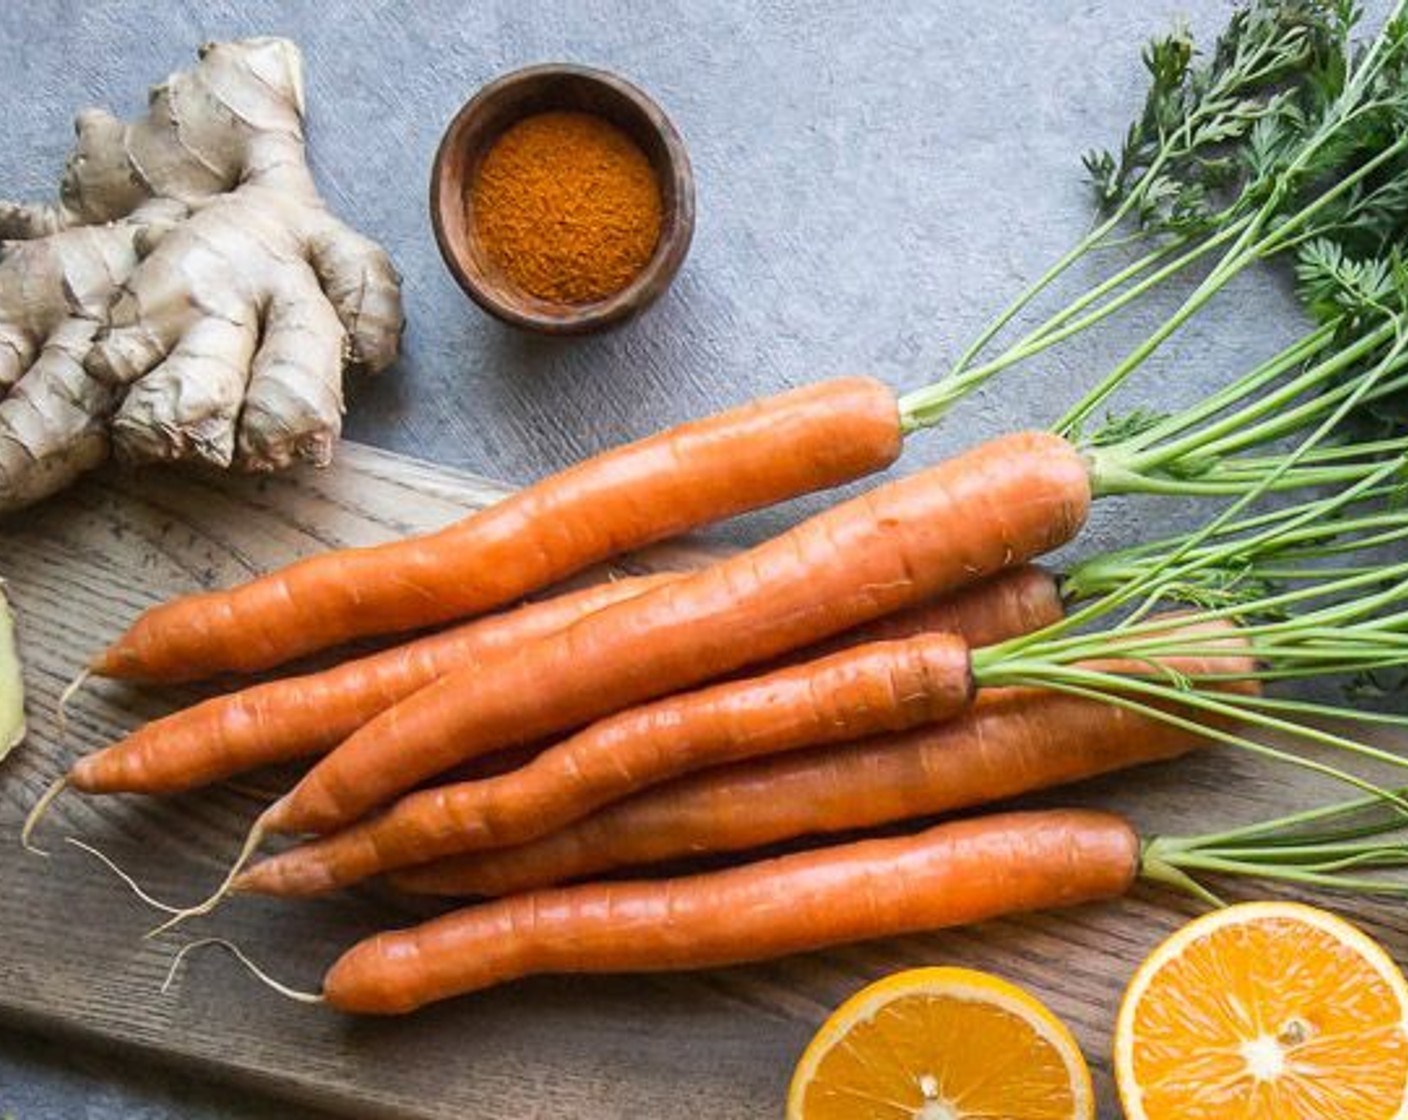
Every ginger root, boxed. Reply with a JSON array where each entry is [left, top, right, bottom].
[[0, 38, 403, 513], [0, 580, 24, 761]]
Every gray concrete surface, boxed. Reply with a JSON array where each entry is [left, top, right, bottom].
[[0, 0, 1317, 1115]]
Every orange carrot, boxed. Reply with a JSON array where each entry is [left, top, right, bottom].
[[95, 378, 904, 682], [391, 628, 1254, 898], [777, 564, 1061, 664], [75, 564, 1056, 799], [323, 809, 1138, 1013], [259, 430, 1090, 836], [230, 569, 1058, 896], [234, 632, 975, 897], [68, 575, 679, 796], [463, 569, 1057, 771], [26, 564, 1055, 864]]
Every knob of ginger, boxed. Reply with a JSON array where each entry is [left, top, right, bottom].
[[0, 37, 404, 515]]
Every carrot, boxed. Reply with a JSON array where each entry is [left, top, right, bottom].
[[322, 809, 1139, 1013], [73, 563, 1056, 800], [228, 567, 1058, 895], [777, 563, 1060, 663], [28, 564, 1057, 873], [234, 632, 975, 897], [94, 378, 904, 682], [260, 430, 1090, 837], [391, 626, 1254, 898], [68, 575, 679, 797], [236, 610, 1230, 900], [200, 788, 1408, 1014]]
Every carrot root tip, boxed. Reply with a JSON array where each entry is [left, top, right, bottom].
[[64, 836, 183, 914], [21, 775, 71, 856], [161, 937, 324, 1005], [143, 816, 270, 939]]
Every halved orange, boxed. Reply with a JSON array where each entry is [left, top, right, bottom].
[[787, 966, 1094, 1119], [1115, 900, 1408, 1120]]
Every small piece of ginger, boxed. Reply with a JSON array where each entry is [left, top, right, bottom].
[[0, 580, 25, 760]]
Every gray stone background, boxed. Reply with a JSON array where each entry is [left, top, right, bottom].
[[0, 0, 1321, 1115]]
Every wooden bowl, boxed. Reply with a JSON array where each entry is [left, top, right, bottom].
[[430, 63, 695, 334]]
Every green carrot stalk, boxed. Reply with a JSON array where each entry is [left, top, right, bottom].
[[1143, 788, 1408, 904], [946, 3, 1334, 381], [1064, 481, 1408, 604], [900, 0, 1408, 433]]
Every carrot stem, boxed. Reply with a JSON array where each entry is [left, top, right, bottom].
[[903, 220, 1247, 429], [933, 2, 1332, 401], [978, 668, 1408, 809]]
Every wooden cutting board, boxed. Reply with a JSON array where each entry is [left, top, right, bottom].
[[2, 442, 1404, 1119]]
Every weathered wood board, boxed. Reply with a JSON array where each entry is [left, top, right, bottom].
[[1, 442, 1405, 1119]]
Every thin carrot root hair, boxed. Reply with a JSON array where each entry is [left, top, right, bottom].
[[144, 811, 272, 937], [56, 668, 91, 732], [21, 775, 70, 855], [65, 837, 181, 914], [162, 937, 323, 1004]]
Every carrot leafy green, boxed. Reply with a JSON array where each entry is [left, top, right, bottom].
[[899, 0, 1408, 434]]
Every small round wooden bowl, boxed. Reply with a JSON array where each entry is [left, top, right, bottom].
[[430, 63, 695, 335]]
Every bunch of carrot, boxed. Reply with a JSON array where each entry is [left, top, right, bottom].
[[32, 0, 1408, 1014], [53, 446, 1250, 1012], [52, 409, 1408, 1013]]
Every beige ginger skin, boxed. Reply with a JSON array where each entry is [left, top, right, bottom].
[[0, 38, 404, 514]]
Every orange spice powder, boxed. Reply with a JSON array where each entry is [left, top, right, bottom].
[[471, 110, 664, 304]]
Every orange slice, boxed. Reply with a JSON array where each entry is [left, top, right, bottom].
[[787, 966, 1094, 1119], [1115, 900, 1408, 1120]]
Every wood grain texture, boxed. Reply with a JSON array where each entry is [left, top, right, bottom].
[[3, 441, 1407, 1118]]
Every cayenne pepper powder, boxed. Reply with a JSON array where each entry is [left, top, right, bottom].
[[471, 111, 664, 304]]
